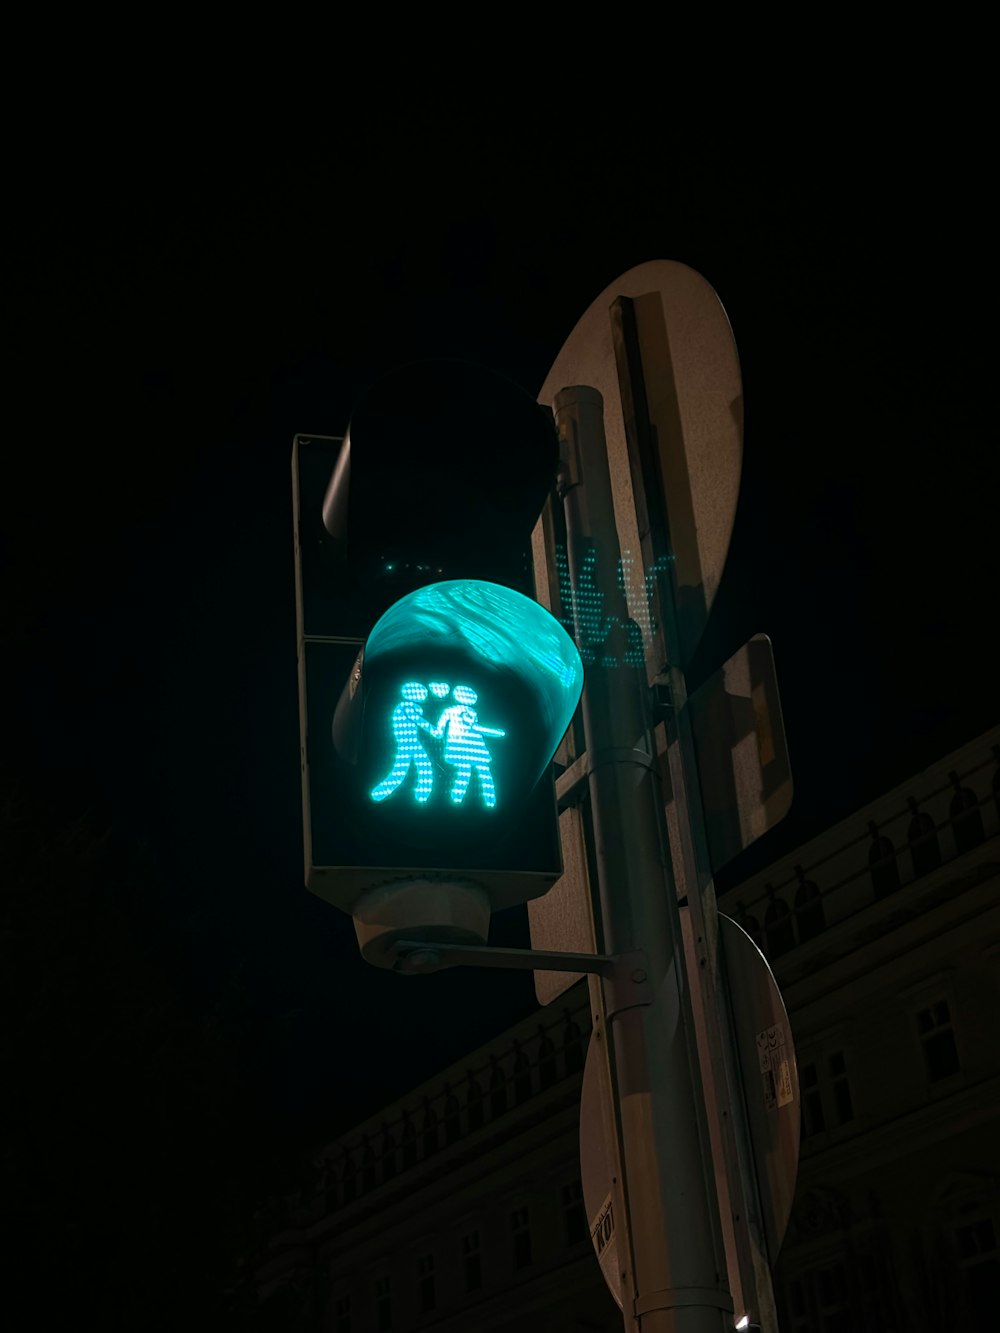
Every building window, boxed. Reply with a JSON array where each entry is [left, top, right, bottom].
[[489, 1057, 507, 1119], [563, 1012, 585, 1072], [513, 1041, 532, 1104], [362, 1140, 376, 1192], [828, 1051, 854, 1124], [907, 798, 942, 877], [917, 999, 961, 1081], [422, 1100, 437, 1158], [538, 1026, 557, 1089], [335, 1294, 352, 1333], [794, 867, 825, 942], [783, 1262, 852, 1333], [856, 1249, 901, 1329], [785, 1252, 899, 1333], [417, 1253, 435, 1313], [462, 1229, 483, 1292], [764, 886, 796, 957], [955, 1216, 999, 1327], [867, 820, 900, 898], [561, 1179, 588, 1246], [375, 1275, 392, 1331], [800, 1050, 853, 1138], [380, 1125, 397, 1181], [785, 1275, 810, 1333], [325, 1159, 339, 1211], [511, 1206, 532, 1270], [342, 1152, 357, 1203], [816, 1262, 851, 1333], [402, 1115, 417, 1169], [949, 772, 985, 854], [466, 1071, 484, 1131], [735, 900, 764, 950], [443, 1086, 460, 1145], [800, 1062, 826, 1137]]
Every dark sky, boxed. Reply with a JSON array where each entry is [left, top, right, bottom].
[[5, 107, 995, 1196]]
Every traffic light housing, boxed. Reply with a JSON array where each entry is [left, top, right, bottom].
[[293, 361, 580, 966], [322, 357, 560, 615]]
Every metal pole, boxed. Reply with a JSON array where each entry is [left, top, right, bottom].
[[555, 385, 732, 1333], [609, 294, 778, 1331]]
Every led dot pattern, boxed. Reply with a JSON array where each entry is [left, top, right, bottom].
[[364, 581, 583, 811], [554, 545, 674, 667], [370, 680, 507, 809]]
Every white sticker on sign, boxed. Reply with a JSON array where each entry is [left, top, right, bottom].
[[590, 1191, 619, 1302], [756, 1021, 794, 1110]]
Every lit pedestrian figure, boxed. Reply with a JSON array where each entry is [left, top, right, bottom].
[[370, 682, 438, 804], [436, 685, 506, 808]]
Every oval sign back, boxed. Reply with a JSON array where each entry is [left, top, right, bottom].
[[539, 260, 743, 669]]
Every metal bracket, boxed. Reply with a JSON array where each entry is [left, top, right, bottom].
[[556, 747, 658, 811], [391, 939, 616, 977], [602, 949, 653, 1019], [555, 750, 591, 810], [388, 939, 658, 1013]]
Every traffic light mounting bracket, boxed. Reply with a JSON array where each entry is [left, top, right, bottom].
[[390, 939, 653, 1017]]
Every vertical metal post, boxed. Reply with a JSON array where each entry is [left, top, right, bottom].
[[610, 295, 778, 1332], [555, 386, 732, 1332]]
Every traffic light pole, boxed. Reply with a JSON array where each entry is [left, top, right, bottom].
[[609, 294, 777, 1333], [554, 385, 732, 1332]]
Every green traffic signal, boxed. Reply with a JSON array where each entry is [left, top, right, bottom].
[[338, 579, 583, 846], [369, 681, 505, 809]]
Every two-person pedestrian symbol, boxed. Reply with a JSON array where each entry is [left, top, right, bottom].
[[369, 681, 506, 808]]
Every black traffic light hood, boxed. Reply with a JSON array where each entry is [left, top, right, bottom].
[[322, 358, 559, 601]]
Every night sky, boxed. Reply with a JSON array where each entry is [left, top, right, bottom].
[[4, 104, 994, 1320]]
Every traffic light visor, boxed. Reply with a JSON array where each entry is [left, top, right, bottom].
[[322, 360, 560, 603]]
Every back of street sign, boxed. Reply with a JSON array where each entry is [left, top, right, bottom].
[[579, 913, 800, 1311]]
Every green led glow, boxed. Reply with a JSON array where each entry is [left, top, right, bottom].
[[364, 580, 583, 812], [370, 680, 506, 808], [554, 544, 674, 667], [366, 580, 583, 713], [370, 682, 439, 804], [436, 684, 505, 807]]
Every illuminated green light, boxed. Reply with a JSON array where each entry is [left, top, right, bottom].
[[364, 580, 583, 811], [366, 580, 583, 705], [370, 680, 506, 808], [436, 683, 506, 807], [370, 681, 438, 804], [554, 544, 674, 667]]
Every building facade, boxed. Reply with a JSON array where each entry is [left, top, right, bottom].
[[251, 726, 1000, 1331]]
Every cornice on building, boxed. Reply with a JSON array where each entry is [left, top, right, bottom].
[[718, 725, 1000, 975], [782, 858, 998, 1013], [794, 1071, 1000, 1183]]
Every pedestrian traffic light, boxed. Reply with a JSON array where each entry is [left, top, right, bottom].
[[293, 360, 581, 966]]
